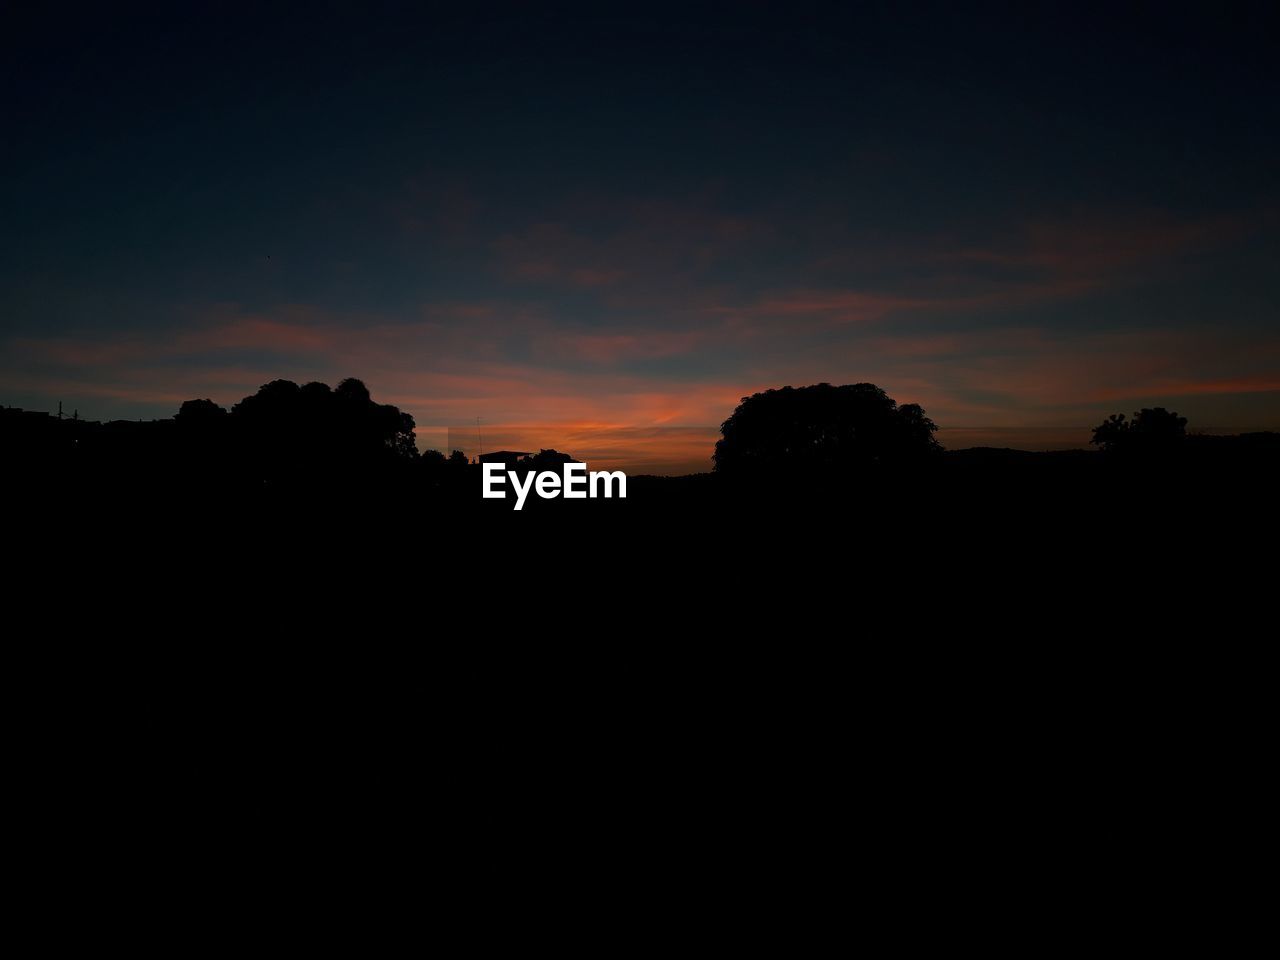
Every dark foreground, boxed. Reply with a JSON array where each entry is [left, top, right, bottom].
[[7, 422, 1272, 892], [10, 432, 1277, 597]]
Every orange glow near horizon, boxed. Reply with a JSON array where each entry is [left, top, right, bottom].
[[426, 422, 725, 475]]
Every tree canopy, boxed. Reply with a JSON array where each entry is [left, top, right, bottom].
[[1091, 407, 1188, 453], [227, 377, 416, 463], [713, 382, 939, 474]]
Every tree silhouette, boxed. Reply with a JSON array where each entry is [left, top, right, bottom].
[[220, 377, 417, 488], [175, 398, 228, 424], [713, 383, 939, 476], [1091, 413, 1130, 451], [1091, 407, 1187, 453], [335, 378, 371, 404]]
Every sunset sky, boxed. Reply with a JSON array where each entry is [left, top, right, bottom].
[[3, 2, 1277, 473]]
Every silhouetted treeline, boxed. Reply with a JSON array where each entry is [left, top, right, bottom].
[[714, 383, 940, 475], [3, 380, 1278, 533], [3, 378, 424, 503]]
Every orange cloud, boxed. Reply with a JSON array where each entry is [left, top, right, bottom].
[[1092, 376, 1280, 400]]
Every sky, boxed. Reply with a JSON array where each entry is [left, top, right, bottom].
[[3, 1, 1278, 473]]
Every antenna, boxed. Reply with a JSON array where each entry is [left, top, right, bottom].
[[476, 416, 484, 460]]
